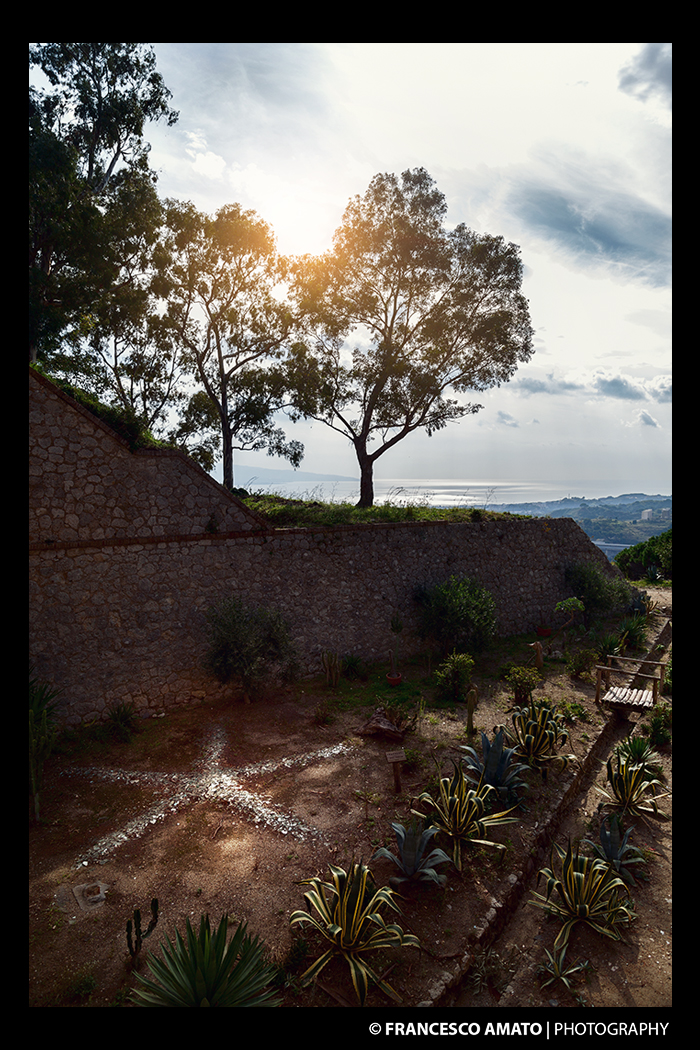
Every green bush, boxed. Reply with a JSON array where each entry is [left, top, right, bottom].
[[434, 650, 475, 704], [564, 563, 631, 627], [204, 597, 297, 702], [615, 529, 672, 581], [415, 575, 497, 655]]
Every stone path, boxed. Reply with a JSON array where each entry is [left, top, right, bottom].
[[67, 725, 354, 866]]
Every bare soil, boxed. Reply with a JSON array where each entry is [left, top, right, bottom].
[[29, 588, 671, 1011]]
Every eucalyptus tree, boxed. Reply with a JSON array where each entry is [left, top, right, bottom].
[[29, 42, 178, 363], [160, 200, 303, 490], [288, 168, 535, 506]]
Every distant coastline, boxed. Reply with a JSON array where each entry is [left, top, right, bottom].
[[231, 464, 671, 554]]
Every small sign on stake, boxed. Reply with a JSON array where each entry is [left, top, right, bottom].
[[385, 749, 406, 793]]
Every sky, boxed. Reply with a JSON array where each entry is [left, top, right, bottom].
[[94, 44, 677, 495]]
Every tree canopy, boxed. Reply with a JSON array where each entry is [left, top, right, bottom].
[[288, 168, 534, 506], [29, 43, 178, 364], [158, 200, 303, 489]]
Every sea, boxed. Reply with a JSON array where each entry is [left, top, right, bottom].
[[235, 472, 672, 512]]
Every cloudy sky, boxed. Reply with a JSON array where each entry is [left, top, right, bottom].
[[146, 43, 672, 496]]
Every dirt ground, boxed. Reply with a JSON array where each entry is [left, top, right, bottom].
[[29, 587, 671, 1011]]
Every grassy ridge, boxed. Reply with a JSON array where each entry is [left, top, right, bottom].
[[241, 493, 532, 528]]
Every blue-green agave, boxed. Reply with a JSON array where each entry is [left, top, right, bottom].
[[583, 815, 648, 887], [459, 728, 530, 802], [372, 820, 453, 888]]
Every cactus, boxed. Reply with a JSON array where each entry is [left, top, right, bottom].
[[321, 650, 340, 687], [466, 686, 478, 737], [29, 707, 57, 822], [127, 898, 160, 963]]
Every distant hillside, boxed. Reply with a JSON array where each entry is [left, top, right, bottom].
[[495, 494, 672, 547]]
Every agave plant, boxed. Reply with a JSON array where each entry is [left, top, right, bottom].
[[617, 614, 648, 652], [583, 815, 648, 887], [614, 735, 658, 770], [499, 696, 576, 778], [413, 763, 518, 871], [459, 728, 530, 803], [529, 840, 636, 950], [537, 945, 593, 992], [289, 861, 420, 1006], [129, 914, 281, 1007], [596, 754, 669, 818], [372, 820, 453, 888]]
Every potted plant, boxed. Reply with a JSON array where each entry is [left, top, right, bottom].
[[387, 612, 404, 685]]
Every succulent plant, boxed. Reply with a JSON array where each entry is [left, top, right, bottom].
[[583, 815, 648, 887], [596, 753, 669, 818], [289, 861, 420, 1005], [529, 839, 636, 950], [372, 820, 453, 888], [498, 696, 576, 778], [130, 913, 281, 1007], [413, 763, 518, 871], [459, 728, 530, 803]]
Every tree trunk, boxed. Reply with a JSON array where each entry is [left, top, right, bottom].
[[356, 451, 375, 508], [220, 401, 234, 490]]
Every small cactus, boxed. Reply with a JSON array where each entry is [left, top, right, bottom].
[[466, 686, 478, 736], [321, 650, 340, 687], [127, 898, 159, 963]]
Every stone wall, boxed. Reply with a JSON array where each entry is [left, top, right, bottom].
[[29, 368, 619, 725]]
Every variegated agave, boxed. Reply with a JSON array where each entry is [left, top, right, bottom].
[[596, 754, 669, 818], [529, 840, 636, 950], [289, 861, 420, 1005], [413, 763, 518, 871], [499, 696, 576, 777], [372, 819, 453, 888]]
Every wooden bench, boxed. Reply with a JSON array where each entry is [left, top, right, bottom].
[[595, 655, 667, 711]]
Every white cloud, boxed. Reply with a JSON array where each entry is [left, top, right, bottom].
[[624, 410, 661, 428], [618, 44, 672, 109]]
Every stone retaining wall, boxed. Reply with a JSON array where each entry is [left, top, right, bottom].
[[29, 368, 620, 726]]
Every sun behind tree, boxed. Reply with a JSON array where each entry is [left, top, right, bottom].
[[287, 168, 535, 507]]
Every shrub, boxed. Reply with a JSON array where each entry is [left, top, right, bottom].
[[504, 665, 542, 704], [643, 701, 672, 745], [565, 648, 598, 679], [434, 650, 475, 704], [564, 563, 631, 627], [614, 529, 672, 581], [203, 597, 297, 702], [415, 575, 497, 655]]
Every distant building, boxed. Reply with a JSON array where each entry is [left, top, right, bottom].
[[641, 509, 653, 520]]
